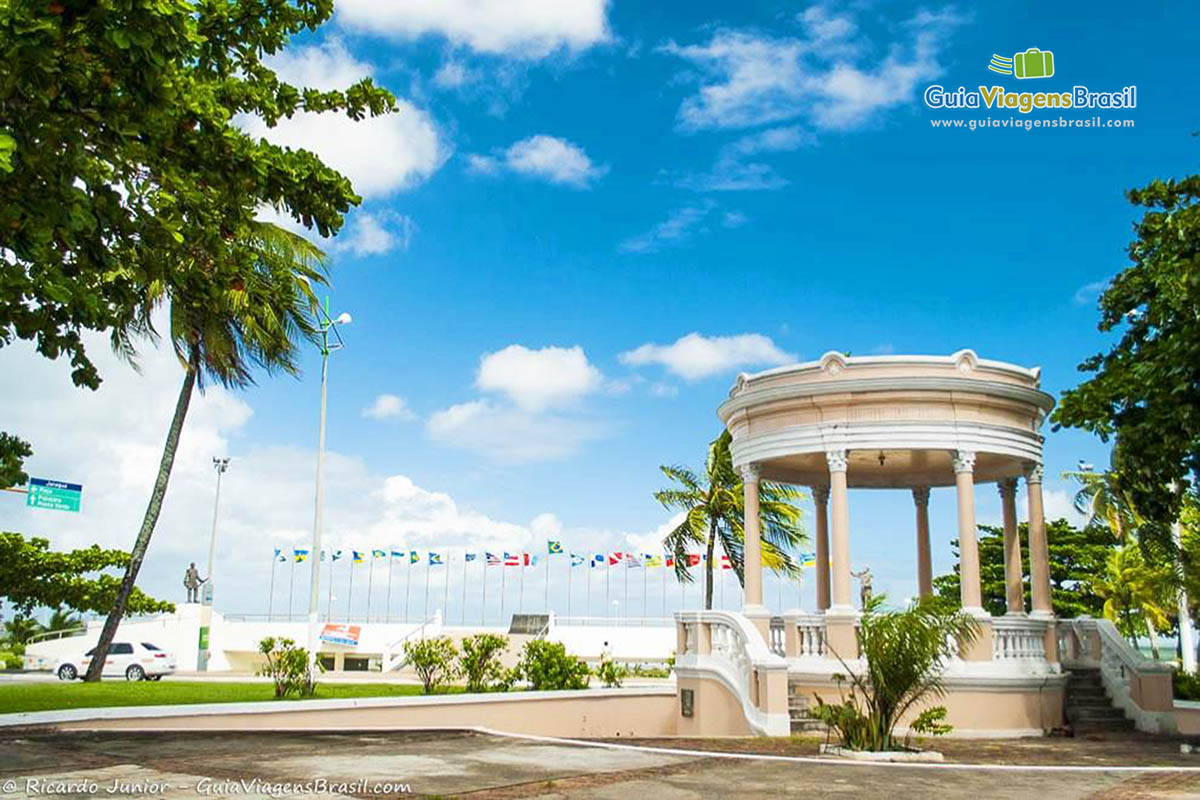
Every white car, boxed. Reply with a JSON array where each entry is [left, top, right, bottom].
[[54, 642, 177, 681]]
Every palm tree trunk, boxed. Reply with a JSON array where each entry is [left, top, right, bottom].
[[704, 521, 717, 610], [1147, 618, 1160, 660], [85, 347, 199, 681]]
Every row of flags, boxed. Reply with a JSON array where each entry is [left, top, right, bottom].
[[277, 543, 818, 569]]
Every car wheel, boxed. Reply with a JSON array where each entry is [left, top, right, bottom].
[[125, 665, 145, 682], [57, 664, 77, 681]]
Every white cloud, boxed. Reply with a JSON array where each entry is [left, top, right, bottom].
[[620, 332, 796, 380], [679, 125, 816, 191], [335, 0, 611, 59], [238, 40, 447, 199], [1073, 280, 1107, 306], [623, 512, 687, 554], [427, 400, 608, 463], [476, 344, 603, 411], [468, 135, 607, 188], [619, 200, 722, 254], [662, 7, 962, 132], [1041, 488, 1087, 528], [362, 394, 416, 422], [337, 211, 418, 256]]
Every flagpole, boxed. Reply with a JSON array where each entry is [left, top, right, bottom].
[[424, 557, 431, 620], [326, 554, 335, 619], [481, 560, 488, 626], [586, 560, 592, 617], [268, 553, 277, 621], [567, 558, 572, 619], [386, 552, 395, 623], [662, 562, 667, 618], [642, 560, 648, 620], [288, 554, 296, 621], [442, 553, 450, 619], [623, 559, 629, 623], [500, 562, 507, 627], [519, 557, 525, 613], [366, 557, 374, 623], [605, 559, 610, 619], [544, 549, 550, 613], [461, 554, 468, 625], [404, 555, 412, 624], [346, 559, 354, 623]]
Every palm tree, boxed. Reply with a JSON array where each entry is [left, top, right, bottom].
[[1062, 468, 1141, 540], [3, 615, 44, 646], [655, 430, 807, 610], [46, 607, 82, 633], [85, 221, 326, 681], [1093, 544, 1172, 659]]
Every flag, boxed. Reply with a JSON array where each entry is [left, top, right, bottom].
[[351, 550, 364, 564], [486, 552, 501, 566], [293, 548, 309, 563], [274, 548, 286, 562], [591, 554, 606, 567], [570, 553, 585, 567], [409, 550, 419, 564], [720, 555, 733, 570], [528, 554, 539, 567], [320, 550, 326, 562], [686, 554, 701, 567], [645, 554, 664, 568], [547, 540, 563, 554], [429, 552, 444, 566], [332, 550, 344, 561], [800, 552, 816, 567], [390, 549, 405, 559], [465, 552, 478, 562], [504, 552, 521, 566], [608, 552, 623, 565], [665, 555, 675, 568], [372, 549, 386, 559], [624, 553, 641, 568]]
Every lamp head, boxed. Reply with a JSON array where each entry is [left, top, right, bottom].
[[336, 312, 353, 325]]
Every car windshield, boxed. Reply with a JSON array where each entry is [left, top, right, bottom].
[[141, 643, 161, 651]]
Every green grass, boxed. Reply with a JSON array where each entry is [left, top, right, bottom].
[[0, 680, 463, 715]]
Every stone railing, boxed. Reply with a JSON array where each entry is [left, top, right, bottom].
[[780, 612, 827, 659], [1059, 617, 1177, 734], [992, 615, 1049, 662], [675, 610, 790, 736]]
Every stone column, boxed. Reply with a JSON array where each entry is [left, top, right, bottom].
[[952, 450, 983, 612], [827, 450, 852, 611], [1025, 465, 1053, 616], [912, 486, 932, 599], [998, 478, 1025, 614], [824, 449, 857, 658], [813, 485, 831, 611], [741, 463, 764, 612]]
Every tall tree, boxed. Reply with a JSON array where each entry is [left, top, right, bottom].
[[0, 0, 394, 390], [933, 520, 1112, 618], [655, 430, 807, 609], [1062, 467, 1142, 541], [84, 222, 325, 681], [0, 432, 31, 489], [1053, 172, 1200, 534], [1093, 544, 1172, 658]]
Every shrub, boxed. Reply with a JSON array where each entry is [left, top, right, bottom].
[[515, 639, 590, 691], [459, 633, 512, 693], [257, 637, 319, 698], [1175, 670, 1200, 701], [814, 596, 979, 751], [1, 651, 22, 669], [404, 636, 459, 694], [597, 658, 625, 688]]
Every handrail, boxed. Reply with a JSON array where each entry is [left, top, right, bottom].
[[554, 616, 675, 627], [381, 614, 441, 672], [26, 626, 87, 645]]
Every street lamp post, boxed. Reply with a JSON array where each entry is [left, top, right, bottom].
[[306, 300, 351, 667], [198, 457, 229, 671]]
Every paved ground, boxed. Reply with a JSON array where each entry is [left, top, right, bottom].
[[1, 730, 1199, 799]]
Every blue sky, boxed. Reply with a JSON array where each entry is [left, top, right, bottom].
[[5, 0, 1200, 620]]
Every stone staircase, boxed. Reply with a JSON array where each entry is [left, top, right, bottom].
[[788, 687, 826, 734], [1066, 667, 1134, 733]]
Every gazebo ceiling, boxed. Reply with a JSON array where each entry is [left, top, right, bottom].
[[757, 448, 1028, 489]]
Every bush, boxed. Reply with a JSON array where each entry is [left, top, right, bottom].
[[1175, 670, 1200, 701], [597, 658, 625, 688], [257, 637, 319, 698], [515, 639, 590, 691], [459, 633, 512, 693], [1, 651, 22, 669], [404, 636, 459, 694]]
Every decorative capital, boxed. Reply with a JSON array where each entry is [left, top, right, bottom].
[[911, 486, 930, 507], [739, 463, 761, 482], [825, 449, 848, 473], [997, 478, 1018, 501], [1024, 463, 1044, 484], [951, 449, 976, 475], [812, 485, 830, 505]]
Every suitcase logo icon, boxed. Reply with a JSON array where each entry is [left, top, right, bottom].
[[987, 48, 1055, 79]]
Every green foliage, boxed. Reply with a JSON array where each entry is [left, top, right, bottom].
[[1052, 172, 1200, 533], [0, 432, 31, 489], [1175, 670, 1200, 701], [932, 520, 1111, 618], [3, 614, 42, 645], [515, 640, 590, 691], [908, 706, 953, 740], [404, 636, 459, 695], [818, 596, 978, 752], [0, 0, 395, 389], [257, 637, 318, 698], [0, 532, 173, 616], [1092, 544, 1172, 657], [1, 651, 22, 670], [597, 658, 626, 688], [458, 633, 512, 693], [656, 430, 808, 608]]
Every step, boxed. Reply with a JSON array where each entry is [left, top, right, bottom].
[[1072, 719, 1136, 733]]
